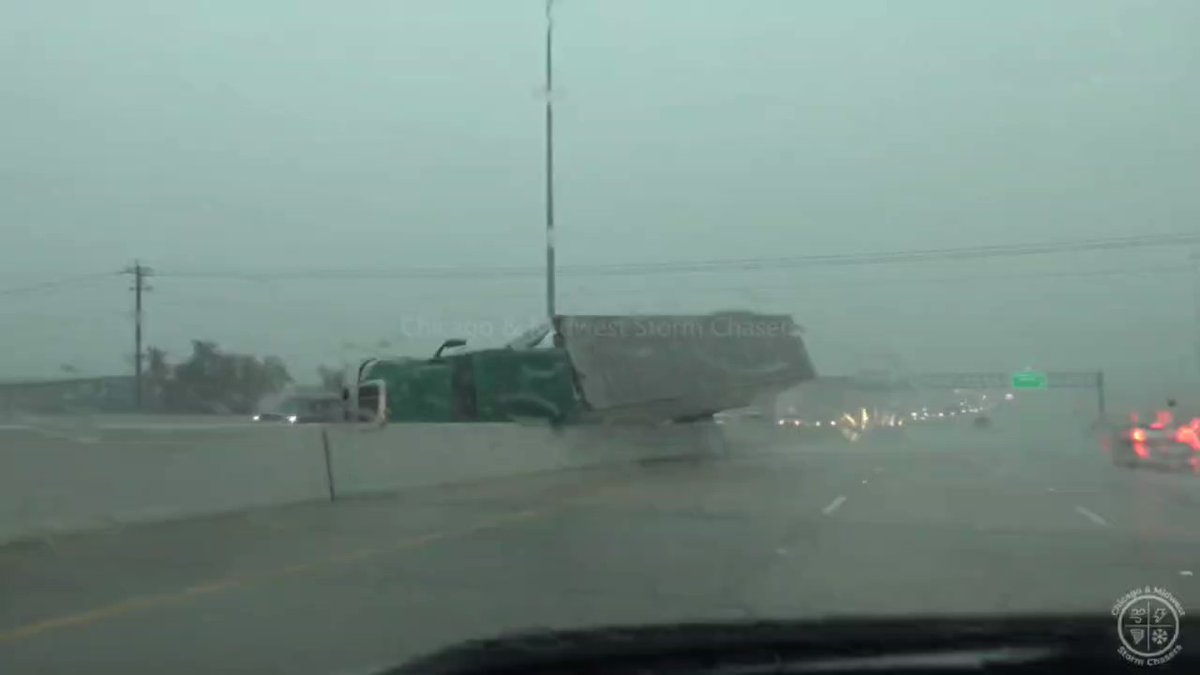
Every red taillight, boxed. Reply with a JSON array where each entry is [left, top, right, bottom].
[[1150, 410, 1174, 430], [1131, 428, 1148, 443], [1175, 425, 1200, 451], [1134, 442, 1151, 459]]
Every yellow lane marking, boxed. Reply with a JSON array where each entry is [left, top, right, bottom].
[[0, 508, 542, 645], [0, 595, 177, 643]]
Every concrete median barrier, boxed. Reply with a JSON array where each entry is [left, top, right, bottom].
[[0, 418, 732, 544], [0, 424, 329, 544]]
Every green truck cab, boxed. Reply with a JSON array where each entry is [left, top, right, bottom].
[[356, 344, 582, 424]]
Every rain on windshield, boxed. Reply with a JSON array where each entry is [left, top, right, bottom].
[[1, 1, 1198, 673]]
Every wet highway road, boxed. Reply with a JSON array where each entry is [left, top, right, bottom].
[[2, 423, 1199, 674]]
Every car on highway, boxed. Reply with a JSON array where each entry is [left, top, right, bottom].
[[776, 416, 849, 430], [251, 411, 299, 423], [1112, 406, 1200, 472], [252, 394, 343, 424]]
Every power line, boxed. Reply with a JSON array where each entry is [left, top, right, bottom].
[[0, 272, 117, 298], [153, 263, 1190, 310], [156, 232, 1200, 281], [562, 232, 1200, 274]]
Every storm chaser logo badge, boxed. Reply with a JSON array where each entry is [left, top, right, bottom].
[[1112, 587, 1184, 666]]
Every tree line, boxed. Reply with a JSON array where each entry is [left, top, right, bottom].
[[142, 340, 349, 414], [143, 341, 289, 414]]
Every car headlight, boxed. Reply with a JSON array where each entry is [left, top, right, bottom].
[[252, 414, 261, 421], [287, 415, 298, 423]]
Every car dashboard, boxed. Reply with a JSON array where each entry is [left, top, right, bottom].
[[379, 616, 1195, 674]]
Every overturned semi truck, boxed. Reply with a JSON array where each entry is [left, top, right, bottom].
[[346, 312, 817, 425]]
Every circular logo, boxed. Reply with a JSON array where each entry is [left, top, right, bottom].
[[1114, 588, 1184, 665]]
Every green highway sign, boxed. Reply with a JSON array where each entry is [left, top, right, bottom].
[[1011, 371, 1049, 390]]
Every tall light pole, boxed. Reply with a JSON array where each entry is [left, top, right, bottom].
[[544, 0, 557, 321], [1192, 249, 1200, 374]]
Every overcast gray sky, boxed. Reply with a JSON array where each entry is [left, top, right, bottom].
[[3, 0, 1199, 401]]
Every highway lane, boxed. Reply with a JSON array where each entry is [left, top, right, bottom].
[[2, 422, 1199, 674]]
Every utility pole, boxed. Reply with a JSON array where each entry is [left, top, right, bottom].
[[544, 0, 557, 321], [1192, 249, 1200, 375], [122, 261, 153, 409]]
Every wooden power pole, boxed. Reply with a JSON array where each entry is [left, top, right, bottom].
[[122, 261, 153, 408]]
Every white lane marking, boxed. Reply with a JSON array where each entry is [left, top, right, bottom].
[[821, 495, 848, 516], [861, 479, 868, 485], [1182, 570, 1194, 577], [1074, 506, 1108, 527], [1047, 487, 1057, 493]]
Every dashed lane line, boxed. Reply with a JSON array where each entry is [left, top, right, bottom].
[[821, 495, 848, 516], [1074, 506, 1108, 527]]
